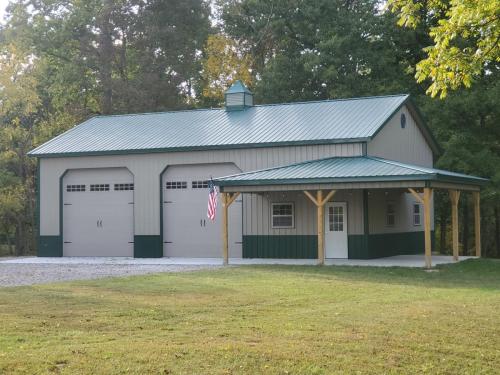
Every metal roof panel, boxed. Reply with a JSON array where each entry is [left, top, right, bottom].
[[29, 94, 409, 156], [214, 156, 488, 186]]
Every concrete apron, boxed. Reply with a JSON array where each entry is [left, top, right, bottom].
[[0, 255, 477, 268]]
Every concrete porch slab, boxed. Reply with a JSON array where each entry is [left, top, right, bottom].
[[0, 255, 477, 268]]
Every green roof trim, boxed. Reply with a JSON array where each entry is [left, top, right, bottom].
[[213, 156, 488, 187], [28, 94, 417, 157]]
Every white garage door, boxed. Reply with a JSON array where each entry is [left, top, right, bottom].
[[163, 163, 242, 258], [62, 168, 134, 257]]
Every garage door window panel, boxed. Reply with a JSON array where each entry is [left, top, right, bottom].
[[67, 184, 85, 192], [90, 184, 110, 191], [166, 181, 187, 189], [114, 183, 134, 191], [192, 180, 209, 189]]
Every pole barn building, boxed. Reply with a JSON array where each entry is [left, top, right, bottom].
[[30, 81, 486, 267]]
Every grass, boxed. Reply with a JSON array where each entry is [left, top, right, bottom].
[[0, 259, 499, 374]]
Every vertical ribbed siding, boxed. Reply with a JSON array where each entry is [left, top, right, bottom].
[[39, 143, 364, 237], [242, 189, 364, 237], [368, 105, 433, 168]]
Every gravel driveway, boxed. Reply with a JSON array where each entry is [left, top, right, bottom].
[[0, 257, 220, 287]]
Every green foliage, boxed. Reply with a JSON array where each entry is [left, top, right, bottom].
[[221, 0, 424, 103], [200, 34, 254, 104], [0, 42, 40, 254], [388, 0, 500, 98]]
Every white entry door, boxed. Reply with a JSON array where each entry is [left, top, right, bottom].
[[324, 202, 348, 259]]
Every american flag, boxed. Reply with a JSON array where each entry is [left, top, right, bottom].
[[207, 179, 218, 221]]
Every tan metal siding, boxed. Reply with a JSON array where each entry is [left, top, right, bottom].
[[39, 143, 363, 236], [367, 105, 433, 167], [243, 190, 363, 236], [368, 190, 434, 234]]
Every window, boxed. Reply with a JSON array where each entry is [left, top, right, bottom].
[[66, 184, 85, 192], [386, 202, 396, 227], [114, 183, 134, 191], [271, 203, 294, 228], [192, 180, 209, 189], [328, 205, 344, 232], [165, 181, 187, 189], [413, 203, 421, 226], [90, 184, 110, 192]]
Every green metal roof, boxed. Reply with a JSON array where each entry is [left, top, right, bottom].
[[225, 80, 252, 94], [214, 156, 488, 187], [29, 94, 416, 157]]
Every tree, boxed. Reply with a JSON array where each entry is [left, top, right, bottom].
[[387, 0, 500, 98], [7, 0, 212, 115], [221, 0, 427, 103], [200, 34, 253, 105], [0, 43, 40, 255], [420, 72, 500, 255]]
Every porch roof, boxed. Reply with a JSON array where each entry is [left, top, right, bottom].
[[214, 156, 487, 188]]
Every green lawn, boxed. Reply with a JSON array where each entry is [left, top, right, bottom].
[[0, 260, 499, 374]]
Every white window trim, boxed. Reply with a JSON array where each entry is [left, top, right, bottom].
[[413, 202, 422, 226], [385, 201, 396, 227], [271, 202, 295, 229]]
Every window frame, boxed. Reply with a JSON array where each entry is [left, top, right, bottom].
[[271, 202, 295, 229], [413, 202, 422, 226], [385, 201, 396, 227]]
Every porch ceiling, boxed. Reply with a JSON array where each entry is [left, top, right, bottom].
[[214, 156, 487, 192]]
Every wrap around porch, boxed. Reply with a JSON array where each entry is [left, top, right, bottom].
[[214, 156, 487, 269]]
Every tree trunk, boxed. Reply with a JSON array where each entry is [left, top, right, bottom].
[[15, 223, 25, 256], [439, 212, 447, 254], [462, 195, 469, 255], [99, 0, 114, 114], [495, 205, 500, 258], [6, 234, 13, 256]]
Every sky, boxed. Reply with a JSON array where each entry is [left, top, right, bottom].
[[0, 0, 8, 24]]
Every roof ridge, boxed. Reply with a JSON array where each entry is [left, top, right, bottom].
[[252, 93, 409, 109], [86, 94, 410, 119], [93, 106, 225, 119]]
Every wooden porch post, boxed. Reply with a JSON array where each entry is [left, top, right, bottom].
[[317, 190, 324, 265], [423, 187, 433, 269], [473, 191, 481, 257], [304, 189, 336, 265], [449, 190, 460, 261], [221, 192, 240, 266]]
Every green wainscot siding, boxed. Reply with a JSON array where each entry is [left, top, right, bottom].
[[243, 235, 317, 259], [348, 231, 434, 259], [38, 236, 62, 257], [134, 235, 162, 258], [243, 232, 433, 260]]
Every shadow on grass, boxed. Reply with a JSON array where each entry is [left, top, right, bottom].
[[234, 258, 500, 291]]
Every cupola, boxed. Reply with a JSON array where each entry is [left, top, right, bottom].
[[224, 80, 253, 111]]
